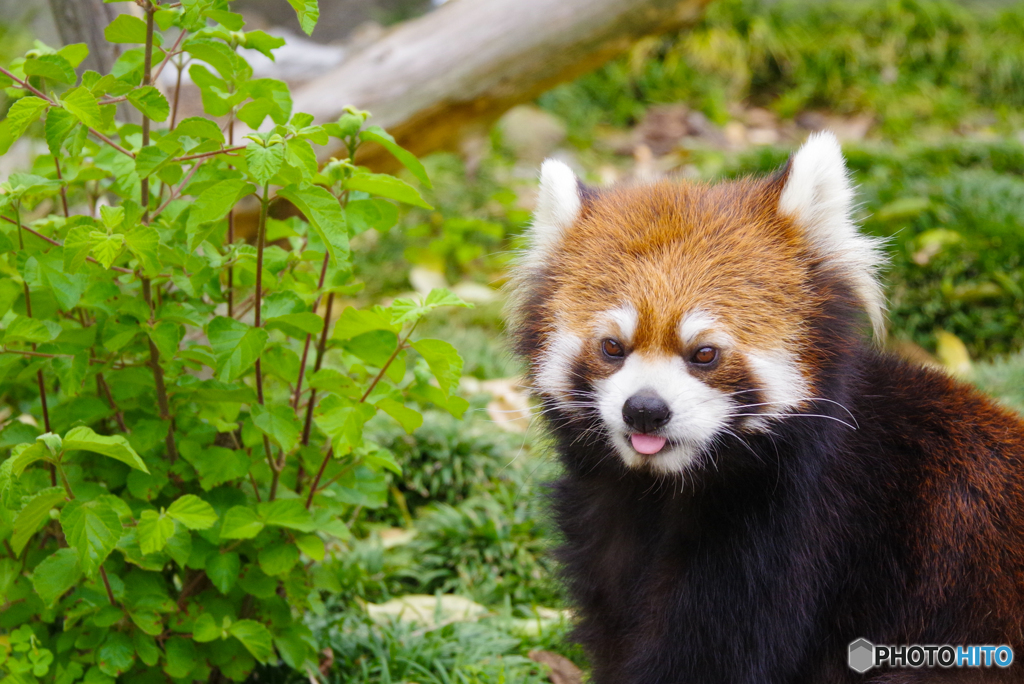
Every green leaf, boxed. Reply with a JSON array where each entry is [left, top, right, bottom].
[[344, 172, 432, 209], [58, 43, 90, 68], [250, 403, 301, 453], [127, 86, 170, 122], [360, 126, 431, 188], [179, 443, 250, 491], [0, 96, 49, 153], [258, 499, 314, 532], [163, 637, 196, 679], [24, 54, 77, 84], [97, 631, 135, 677], [62, 87, 104, 129], [220, 506, 264, 540], [10, 440, 52, 477], [3, 316, 62, 344], [207, 316, 269, 382], [137, 510, 175, 555], [133, 631, 160, 667], [187, 179, 254, 250], [171, 116, 225, 145], [148, 320, 181, 361], [205, 552, 240, 594], [411, 338, 463, 398], [44, 107, 79, 156], [285, 0, 320, 35], [229, 620, 275, 663], [192, 612, 221, 642], [331, 306, 401, 340], [258, 543, 298, 576], [244, 30, 286, 59], [63, 225, 93, 274], [245, 142, 284, 185], [314, 396, 377, 456], [125, 223, 161, 275], [296, 534, 325, 561], [60, 499, 122, 577], [31, 548, 81, 606], [104, 14, 149, 43], [11, 487, 66, 556], [276, 183, 348, 266], [64, 425, 150, 473], [265, 312, 323, 338], [99, 205, 125, 229], [166, 495, 217, 530], [35, 251, 88, 310], [376, 398, 423, 434], [346, 198, 398, 235], [89, 231, 124, 269]]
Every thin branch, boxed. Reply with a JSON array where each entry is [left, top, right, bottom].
[[0, 66, 134, 158], [151, 29, 188, 83], [253, 184, 280, 499], [142, 278, 179, 464], [152, 157, 205, 217], [1, 216, 135, 274], [172, 145, 246, 164]]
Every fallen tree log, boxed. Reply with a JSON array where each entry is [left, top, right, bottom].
[[291, 0, 712, 168]]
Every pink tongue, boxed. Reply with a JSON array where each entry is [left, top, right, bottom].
[[630, 434, 667, 455]]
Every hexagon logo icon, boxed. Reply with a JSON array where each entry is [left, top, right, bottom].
[[848, 638, 875, 673]]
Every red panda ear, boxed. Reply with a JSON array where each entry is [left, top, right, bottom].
[[525, 159, 583, 267], [777, 132, 888, 340]]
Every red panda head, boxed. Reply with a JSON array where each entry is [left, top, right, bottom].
[[510, 132, 886, 474]]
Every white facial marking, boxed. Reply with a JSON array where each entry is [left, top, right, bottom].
[[678, 310, 733, 347], [744, 349, 811, 431], [524, 159, 582, 269], [596, 354, 733, 474], [596, 304, 638, 345], [534, 327, 583, 399], [779, 131, 887, 339]]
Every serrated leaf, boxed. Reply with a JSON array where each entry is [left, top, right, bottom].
[[344, 172, 432, 209], [314, 396, 377, 456], [127, 86, 170, 122], [192, 612, 221, 641], [133, 632, 160, 667], [220, 506, 264, 539], [258, 543, 298, 576], [44, 107, 79, 156], [229, 620, 275, 663], [148, 320, 181, 361], [265, 312, 323, 338], [167, 495, 217, 530], [24, 54, 77, 84], [296, 534, 325, 561], [89, 231, 124, 269], [411, 338, 463, 398], [125, 224, 161, 275], [3, 316, 61, 344], [58, 42, 89, 68], [244, 30, 286, 59], [35, 251, 87, 310], [285, 0, 319, 35], [172, 116, 224, 145], [134, 144, 171, 178], [250, 403, 301, 453], [0, 96, 49, 154], [163, 637, 196, 679], [99, 205, 124, 229], [331, 306, 401, 340], [104, 14, 149, 43], [137, 510, 175, 555], [207, 316, 269, 382], [276, 183, 348, 266], [186, 179, 253, 250], [245, 142, 284, 185], [64, 426, 149, 473], [346, 198, 398, 235], [206, 552, 240, 594], [31, 548, 81, 606], [97, 632, 135, 677], [63, 225, 93, 274], [60, 499, 122, 577], [10, 440, 52, 478], [62, 87, 104, 129], [11, 487, 66, 555], [360, 127, 431, 188], [376, 398, 422, 434], [258, 498, 314, 532]]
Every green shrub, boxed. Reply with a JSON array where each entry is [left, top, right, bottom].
[[0, 3, 471, 682]]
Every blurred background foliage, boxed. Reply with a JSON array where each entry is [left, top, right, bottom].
[[5, 0, 1024, 681]]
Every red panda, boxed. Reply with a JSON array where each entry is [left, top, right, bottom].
[[509, 133, 1024, 683]]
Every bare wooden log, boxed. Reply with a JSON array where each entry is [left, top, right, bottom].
[[291, 0, 712, 167]]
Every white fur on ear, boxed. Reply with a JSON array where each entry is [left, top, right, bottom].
[[779, 131, 887, 339], [526, 159, 582, 267]]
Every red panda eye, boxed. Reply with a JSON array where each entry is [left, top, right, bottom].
[[602, 338, 625, 358], [691, 347, 717, 365]]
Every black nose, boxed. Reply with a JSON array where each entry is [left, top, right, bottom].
[[622, 392, 672, 433]]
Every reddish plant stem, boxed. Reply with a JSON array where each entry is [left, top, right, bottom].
[[153, 158, 205, 218], [305, 448, 332, 509], [151, 28, 188, 83], [100, 566, 118, 606], [253, 185, 279, 499], [299, 292, 335, 448], [293, 252, 333, 412], [173, 145, 245, 163], [142, 279, 179, 464], [54, 157, 69, 218], [227, 119, 235, 318]]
